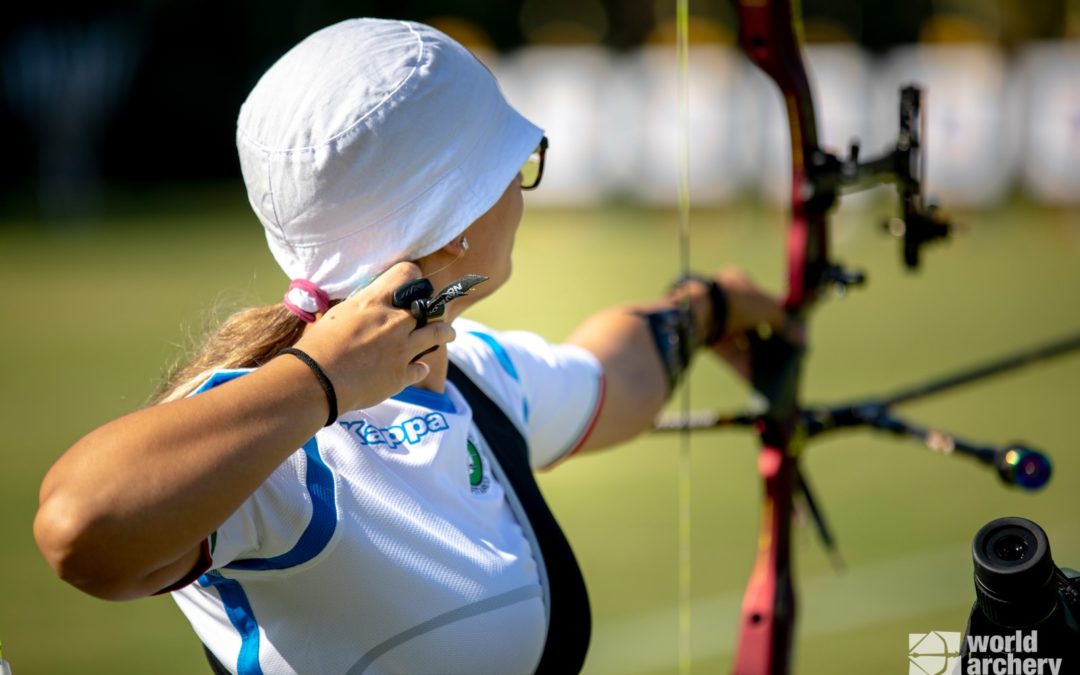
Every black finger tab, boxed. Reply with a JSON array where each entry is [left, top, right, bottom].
[[427, 275, 489, 316], [392, 278, 434, 310], [394, 274, 488, 341]]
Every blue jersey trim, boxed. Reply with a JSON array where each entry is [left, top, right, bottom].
[[198, 574, 264, 675], [192, 369, 252, 395], [391, 386, 456, 413], [226, 436, 337, 571], [468, 331, 519, 381], [467, 330, 529, 422]]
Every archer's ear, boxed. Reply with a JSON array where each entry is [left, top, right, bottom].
[[414, 234, 468, 277], [440, 235, 468, 259]]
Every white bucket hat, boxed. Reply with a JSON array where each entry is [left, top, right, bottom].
[[237, 18, 543, 301]]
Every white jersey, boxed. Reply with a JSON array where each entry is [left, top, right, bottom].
[[172, 319, 603, 675]]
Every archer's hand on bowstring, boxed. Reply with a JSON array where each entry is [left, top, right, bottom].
[[293, 262, 457, 412]]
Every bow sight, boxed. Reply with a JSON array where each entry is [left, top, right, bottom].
[[653, 0, 1080, 673], [807, 85, 951, 274]]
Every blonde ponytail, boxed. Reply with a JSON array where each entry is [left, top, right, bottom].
[[151, 304, 306, 404]]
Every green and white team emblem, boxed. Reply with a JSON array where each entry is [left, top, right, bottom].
[[467, 440, 491, 495]]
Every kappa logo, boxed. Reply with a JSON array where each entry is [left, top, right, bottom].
[[340, 413, 449, 449]]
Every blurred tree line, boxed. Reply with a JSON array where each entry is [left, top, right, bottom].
[[0, 0, 1072, 218]]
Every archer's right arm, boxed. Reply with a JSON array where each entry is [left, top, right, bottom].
[[33, 263, 451, 600]]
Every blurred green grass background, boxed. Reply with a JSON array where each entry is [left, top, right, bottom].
[[1, 188, 1078, 674]]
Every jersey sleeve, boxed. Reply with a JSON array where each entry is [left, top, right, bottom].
[[204, 451, 319, 570], [182, 370, 331, 573], [449, 319, 604, 469]]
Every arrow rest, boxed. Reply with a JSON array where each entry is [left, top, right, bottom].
[[822, 264, 866, 297]]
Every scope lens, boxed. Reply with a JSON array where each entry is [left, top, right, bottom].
[[983, 526, 1040, 569], [972, 517, 1057, 628], [992, 534, 1030, 562]]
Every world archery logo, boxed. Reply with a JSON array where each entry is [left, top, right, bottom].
[[909, 631, 961, 675], [466, 440, 491, 495]]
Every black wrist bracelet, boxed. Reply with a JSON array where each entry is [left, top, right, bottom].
[[670, 273, 729, 347], [278, 347, 339, 426]]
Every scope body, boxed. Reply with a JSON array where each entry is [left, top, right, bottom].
[[960, 517, 1079, 672]]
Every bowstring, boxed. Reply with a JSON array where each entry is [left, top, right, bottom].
[[675, 1, 693, 673]]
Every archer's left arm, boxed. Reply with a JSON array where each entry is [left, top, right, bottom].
[[565, 268, 787, 453]]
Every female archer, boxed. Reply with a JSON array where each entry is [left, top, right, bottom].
[[34, 18, 786, 674]]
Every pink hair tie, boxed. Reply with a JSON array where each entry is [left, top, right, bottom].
[[283, 279, 331, 323]]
